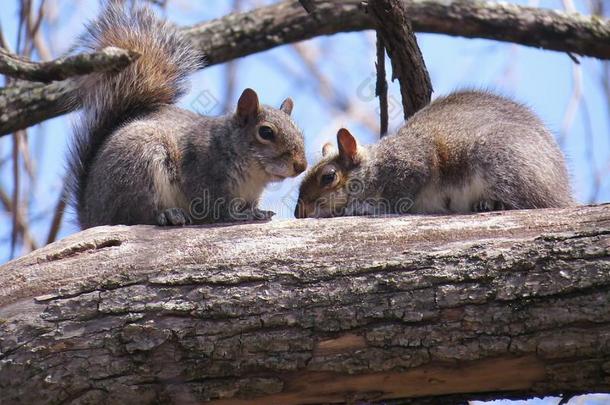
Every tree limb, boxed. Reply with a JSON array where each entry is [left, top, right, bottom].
[[185, 0, 610, 66], [1, 0, 609, 136], [0, 205, 609, 403], [0, 46, 139, 83], [0, 79, 76, 135], [368, 0, 432, 120]]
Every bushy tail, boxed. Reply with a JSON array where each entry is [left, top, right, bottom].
[[68, 0, 202, 215]]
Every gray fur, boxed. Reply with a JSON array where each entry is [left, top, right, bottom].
[[68, 2, 305, 228], [297, 91, 573, 218], [369, 91, 574, 212]]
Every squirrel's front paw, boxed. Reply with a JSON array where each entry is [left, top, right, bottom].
[[234, 207, 275, 221], [253, 208, 276, 221], [156, 208, 192, 226]]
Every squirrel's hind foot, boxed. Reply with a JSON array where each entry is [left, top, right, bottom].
[[156, 208, 192, 226], [472, 199, 506, 213]]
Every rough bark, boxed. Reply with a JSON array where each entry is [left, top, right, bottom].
[[368, 0, 432, 120], [0, 205, 609, 404], [0, 47, 139, 83], [2, 0, 609, 136], [0, 79, 76, 136], [184, 0, 610, 66]]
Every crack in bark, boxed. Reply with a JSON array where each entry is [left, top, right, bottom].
[[44, 238, 123, 262]]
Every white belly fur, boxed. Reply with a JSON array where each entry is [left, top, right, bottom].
[[411, 174, 488, 214], [233, 169, 268, 207], [151, 156, 188, 210]]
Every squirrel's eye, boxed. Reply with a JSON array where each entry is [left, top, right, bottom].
[[258, 125, 275, 142], [320, 170, 337, 187]]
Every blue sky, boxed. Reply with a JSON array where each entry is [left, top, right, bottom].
[[0, 1, 609, 403]]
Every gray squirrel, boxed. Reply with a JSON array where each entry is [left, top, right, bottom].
[[295, 91, 573, 218], [68, 1, 306, 228]]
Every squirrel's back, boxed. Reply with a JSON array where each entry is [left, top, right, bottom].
[[67, 0, 201, 224], [379, 90, 573, 211], [295, 90, 573, 218]]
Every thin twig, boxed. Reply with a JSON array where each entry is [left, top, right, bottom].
[[368, 0, 432, 119], [291, 42, 379, 133], [0, 185, 37, 252], [581, 97, 600, 203], [28, 0, 52, 61], [46, 180, 68, 245], [375, 31, 388, 137], [0, 23, 12, 52], [17, 127, 34, 179], [15, 0, 26, 53], [559, 61, 582, 147], [11, 131, 22, 258]]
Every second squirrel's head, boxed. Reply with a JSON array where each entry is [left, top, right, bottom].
[[235, 88, 307, 181], [295, 128, 367, 218]]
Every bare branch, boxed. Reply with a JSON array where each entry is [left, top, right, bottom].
[[368, 0, 432, 119], [0, 47, 139, 83], [0, 185, 38, 252], [185, 1, 610, 66], [46, 181, 68, 245], [1, 0, 609, 136], [375, 31, 389, 137], [10, 131, 21, 258], [0, 79, 77, 136], [290, 42, 380, 134]]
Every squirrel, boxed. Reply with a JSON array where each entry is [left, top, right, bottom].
[[295, 91, 573, 218], [68, 1, 306, 229]]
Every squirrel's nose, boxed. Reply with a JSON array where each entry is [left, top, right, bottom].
[[293, 159, 307, 175]]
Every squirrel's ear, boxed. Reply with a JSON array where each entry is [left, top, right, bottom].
[[322, 142, 335, 157], [237, 88, 260, 125], [280, 98, 294, 115], [337, 128, 359, 167]]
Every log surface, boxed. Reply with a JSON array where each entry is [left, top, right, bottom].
[[0, 205, 609, 404]]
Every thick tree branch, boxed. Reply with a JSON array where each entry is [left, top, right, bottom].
[[1, 0, 609, 136], [0, 205, 609, 404], [185, 0, 610, 66], [0, 79, 76, 135], [368, 0, 432, 119], [0, 47, 139, 83]]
